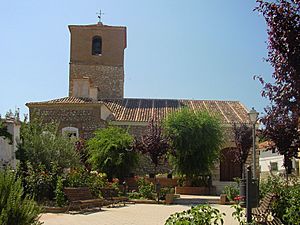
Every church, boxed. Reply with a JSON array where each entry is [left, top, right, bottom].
[[26, 22, 256, 193]]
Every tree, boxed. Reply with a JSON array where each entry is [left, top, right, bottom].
[[232, 123, 253, 177], [255, 0, 300, 172], [87, 126, 138, 181], [133, 119, 170, 174], [163, 109, 224, 182], [17, 118, 80, 171]]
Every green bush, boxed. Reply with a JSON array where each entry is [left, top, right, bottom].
[[231, 203, 255, 225], [65, 169, 111, 198], [87, 172, 109, 197], [17, 117, 80, 171], [282, 184, 300, 225], [137, 177, 155, 200], [109, 179, 121, 195], [0, 170, 41, 225], [55, 176, 66, 207], [259, 175, 300, 225], [259, 176, 284, 199], [165, 204, 225, 225], [223, 184, 239, 201], [65, 167, 90, 187], [24, 162, 60, 202]]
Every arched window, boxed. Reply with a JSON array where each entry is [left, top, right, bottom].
[[92, 36, 102, 55]]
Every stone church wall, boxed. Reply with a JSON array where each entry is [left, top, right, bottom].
[[29, 105, 107, 139], [116, 124, 148, 137], [69, 64, 124, 99]]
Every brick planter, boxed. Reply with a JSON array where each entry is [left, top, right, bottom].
[[220, 194, 227, 205], [175, 186, 216, 195], [165, 194, 174, 204]]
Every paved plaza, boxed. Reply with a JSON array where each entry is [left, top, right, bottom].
[[40, 202, 238, 225]]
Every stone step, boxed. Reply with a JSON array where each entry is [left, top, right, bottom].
[[173, 195, 220, 205]]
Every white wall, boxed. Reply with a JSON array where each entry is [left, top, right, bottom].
[[0, 119, 20, 169], [260, 155, 285, 172]]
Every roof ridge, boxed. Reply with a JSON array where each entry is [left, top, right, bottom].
[[26, 96, 95, 105], [100, 97, 240, 102]]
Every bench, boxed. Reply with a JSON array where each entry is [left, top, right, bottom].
[[252, 193, 282, 225], [100, 187, 128, 207], [64, 187, 104, 212]]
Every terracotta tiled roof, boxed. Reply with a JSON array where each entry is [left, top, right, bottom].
[[26, 96, 95, 105], [103, 98, 250, 124], [26, 97, 251, 124], [258, 141, 275, 150]]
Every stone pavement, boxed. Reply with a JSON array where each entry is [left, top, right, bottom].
[[40, 195, 239, 225]]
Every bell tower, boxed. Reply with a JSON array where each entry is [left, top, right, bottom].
[[68, 23, 126, 99]]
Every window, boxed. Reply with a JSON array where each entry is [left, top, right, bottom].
[[62, 127, 79, 138], [92, 36, 102, 55], [270, 162, 278, 171]]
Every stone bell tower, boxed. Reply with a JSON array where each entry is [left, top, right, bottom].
[[68, 22, 126, 99]]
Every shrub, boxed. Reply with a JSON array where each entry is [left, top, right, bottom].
[[282, 184, 300, 225], [65, 167, 90, 188], [55, 176, 66, 207], [259, 175, 300, 225], [259, 175, 284, 199], [17, 117, 80, 171], [137, 177, 155, 200], [165, 204, 225, 225], [108, 178, 121, 195], [223, 184, 239, 201], [24, 162, 60, 202], [65, 169, 110, 198], [231, 203, 248, 225], [0, 170, 41, 225], [87, 172, 109, 197]]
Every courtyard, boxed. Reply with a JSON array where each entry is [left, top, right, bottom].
[[40, 203, 238, 225]]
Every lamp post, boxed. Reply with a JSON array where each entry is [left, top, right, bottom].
[[245, 107, 259, 222], [248, 107, 259, 179]]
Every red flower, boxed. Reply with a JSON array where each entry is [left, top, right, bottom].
[[234, 195, 245, 201]]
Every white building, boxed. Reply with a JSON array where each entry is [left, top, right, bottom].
[[259, 141, 299, 179], [0, 118, 20, 169]]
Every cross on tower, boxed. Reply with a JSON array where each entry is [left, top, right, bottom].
[[96, 10, 105, 23]]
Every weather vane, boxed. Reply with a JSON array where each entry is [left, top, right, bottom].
[[96, 10, 105, 23]]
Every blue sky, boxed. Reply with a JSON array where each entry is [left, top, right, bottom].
[[0, 0, 273, 119]]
